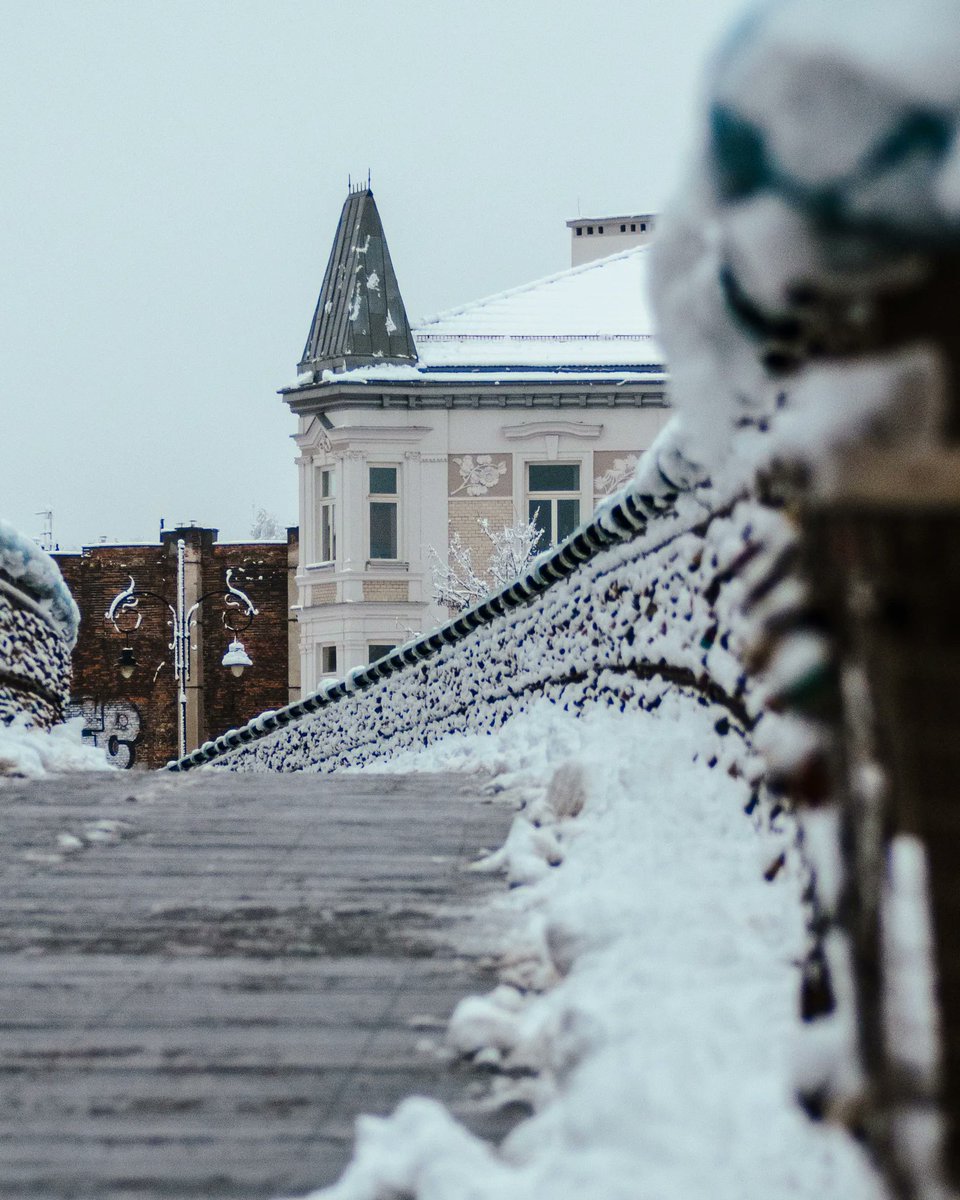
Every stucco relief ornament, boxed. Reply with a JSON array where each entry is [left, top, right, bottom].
[[451, 454, 507, 496], [594, 454, 640, 497], [318, 428, 332, 454]]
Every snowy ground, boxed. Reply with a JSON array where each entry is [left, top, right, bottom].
[[299, 697, 884, 1200], [0, 715, 110, 779]]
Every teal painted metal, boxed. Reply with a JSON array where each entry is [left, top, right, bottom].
[[298, 188, 417, 375]]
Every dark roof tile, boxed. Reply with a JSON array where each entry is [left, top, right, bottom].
[[299, 189, 417, 373]]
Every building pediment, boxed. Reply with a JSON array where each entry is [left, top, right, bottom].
[[294, 416, 332, 452]]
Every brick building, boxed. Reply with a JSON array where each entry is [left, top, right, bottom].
[[287, 187, 671, 694], [54, 525, 299, 769]]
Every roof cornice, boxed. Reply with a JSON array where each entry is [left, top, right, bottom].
[[284, 379, 669, 416]]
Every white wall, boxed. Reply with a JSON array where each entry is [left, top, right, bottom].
[[568, 217, 656, 267], [293, 401, 671, 690]]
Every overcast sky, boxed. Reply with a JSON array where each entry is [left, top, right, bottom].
[[1, 0, 747, 549]]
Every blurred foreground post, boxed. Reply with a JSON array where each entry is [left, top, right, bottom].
[[656, 2, 960, 1192]]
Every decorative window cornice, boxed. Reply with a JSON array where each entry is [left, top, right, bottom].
[[501, 420, 604, 441]]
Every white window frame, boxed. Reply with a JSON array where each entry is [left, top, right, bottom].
[[524, 459, 584, 548], [367, 463, 401, 561], [316, 466, 337, 564], [317, 643, 339, 678]]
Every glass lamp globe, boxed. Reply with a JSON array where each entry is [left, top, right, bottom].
[[221, 639, 253, 678], [118, 646, 137, 680]]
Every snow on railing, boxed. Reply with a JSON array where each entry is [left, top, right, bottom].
[[165, 421, 777, 774], [164, 435, 681, 771]]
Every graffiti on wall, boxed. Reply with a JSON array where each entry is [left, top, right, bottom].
[[65, 698, 142, 769]]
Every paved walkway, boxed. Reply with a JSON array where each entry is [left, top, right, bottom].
[[0, 769, 515, 1199]]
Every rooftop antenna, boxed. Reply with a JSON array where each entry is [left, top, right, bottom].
[[367, 168, 371, 191], [348, 172, 352, 192]]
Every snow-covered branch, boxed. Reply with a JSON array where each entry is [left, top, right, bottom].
[[430, 514, 544, 612]]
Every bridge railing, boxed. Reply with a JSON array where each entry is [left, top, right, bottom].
[[167, 423, 778, 776]]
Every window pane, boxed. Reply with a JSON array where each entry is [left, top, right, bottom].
[[557, 498, 580, 541], [528, 464, 580, 492], [320, 506, 335, 561], [321, 645, 337, 673], [529, 499, 551, 548], [368, 643, 395, 664], [369, 501, 398, 558], [369, 466, 397, 495], [321, 469, 334, 499]]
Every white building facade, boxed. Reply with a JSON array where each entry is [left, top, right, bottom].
[[286, 189, 671, 694]]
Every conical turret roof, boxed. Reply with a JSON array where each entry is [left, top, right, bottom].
[[299, 188, 417, 374]]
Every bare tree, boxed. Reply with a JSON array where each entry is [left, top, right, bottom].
[[249, 507, 283, 541], [431, 513, 544, 612]]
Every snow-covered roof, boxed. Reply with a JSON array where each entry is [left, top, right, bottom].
[[286, 246, 665, 391], [412, 246, 663, 369]]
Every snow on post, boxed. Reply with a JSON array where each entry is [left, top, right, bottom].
[[0, 518, 108, 775], [648, 2, 960, 1193]]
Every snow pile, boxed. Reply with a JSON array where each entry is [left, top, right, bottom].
[[0, 714, 110, 779], [301, 701, 880, 1200], [235, 465, 885, 1199]]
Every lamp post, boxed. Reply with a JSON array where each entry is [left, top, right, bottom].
[[105, 537, 258, 759]]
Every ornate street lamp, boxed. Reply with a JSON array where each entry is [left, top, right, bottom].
[[105, 537, 258, 759], [117, 646, 138, 680], [221, 639, 253, 677]]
